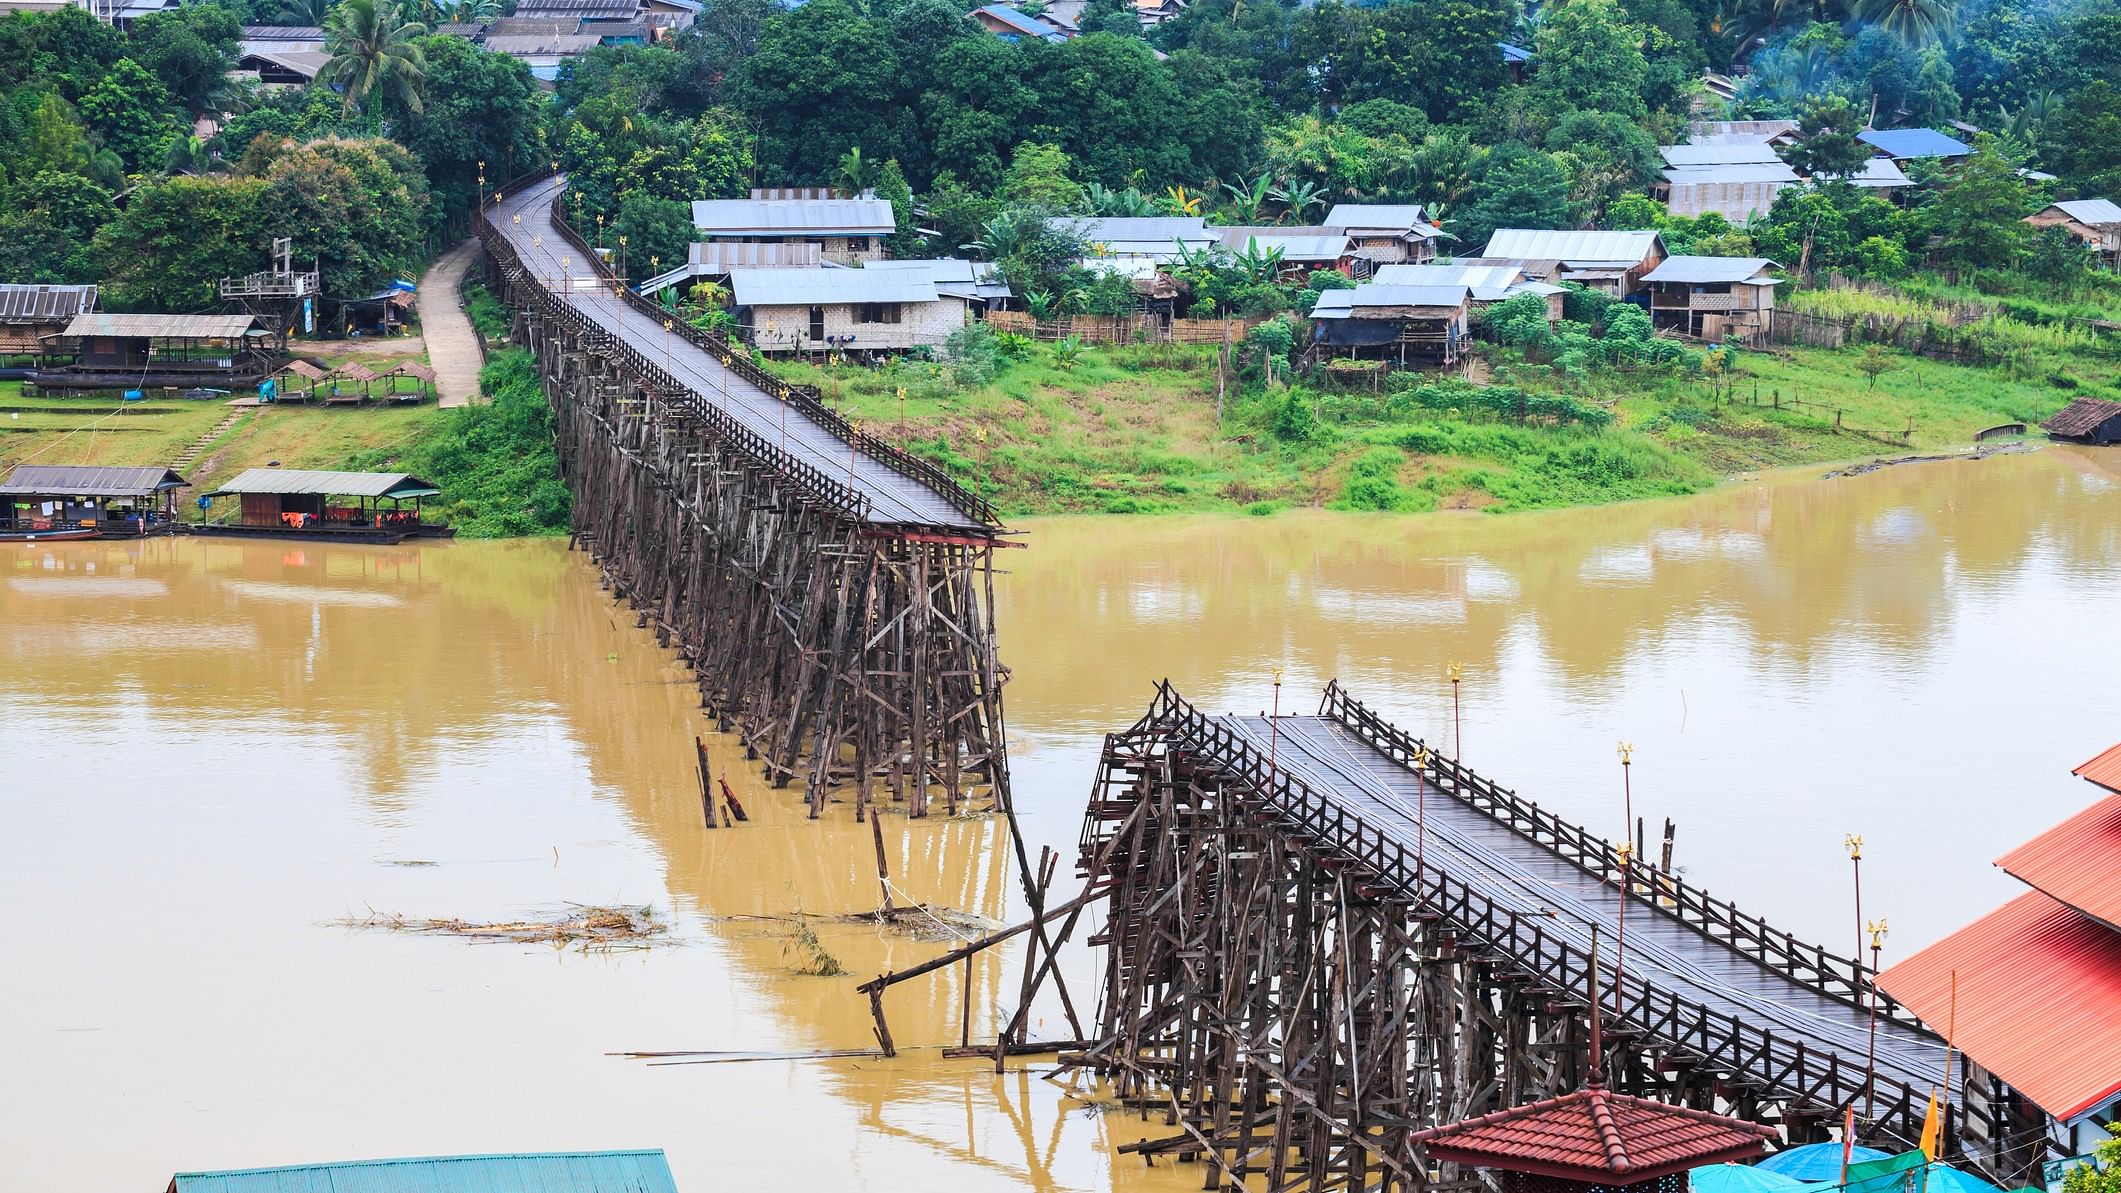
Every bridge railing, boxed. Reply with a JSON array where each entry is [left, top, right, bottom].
[[1317, 680, 1925, 1030], [527, 179, 1000, 530], [1142, 680, 1938, 1150], [477, 177, 869, 523]]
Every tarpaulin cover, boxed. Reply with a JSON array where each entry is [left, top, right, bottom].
[[1760, 1144, 1891, 1181]]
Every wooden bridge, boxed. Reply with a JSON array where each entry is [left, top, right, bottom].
[[477, 174, 1011, 814], [1071, 682, 2023, 1191]]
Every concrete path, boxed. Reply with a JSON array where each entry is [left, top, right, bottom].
[[418, 239, 484, 409]]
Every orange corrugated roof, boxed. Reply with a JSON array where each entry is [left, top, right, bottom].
[[1997, 793, 2121, 930], [1408, 1085, 1774, 1182], [1878, 891, 2121, 1122], [2077, 742, 2121, 795]]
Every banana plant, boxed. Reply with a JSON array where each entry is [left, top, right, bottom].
[[1269, 178, 1326, 223], [1222, 173, 1274, 224], [1162, 185, 1203, 216]]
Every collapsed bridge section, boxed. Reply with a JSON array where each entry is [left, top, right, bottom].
[[479, 174, 1010, 815]]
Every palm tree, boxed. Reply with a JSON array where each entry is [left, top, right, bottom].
[[320, 0, 428, 116], [1851, 0, 1952, 47], [271, 0, 332, 25], [163, 135, 218, 175], [835, 146, 879, 196], [1268, 177, 1326, 223]]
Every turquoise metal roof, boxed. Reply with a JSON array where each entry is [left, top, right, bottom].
[[168, 1150, 679, 1193]]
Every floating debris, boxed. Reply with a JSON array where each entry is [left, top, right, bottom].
[[337, 904, 673, 952]]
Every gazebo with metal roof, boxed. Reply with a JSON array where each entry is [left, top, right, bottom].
[[0, 464, 188, 539], [198, 468, 445, 542]]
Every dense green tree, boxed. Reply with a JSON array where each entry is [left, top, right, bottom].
[[1337, 0, 1507, 123], [0, 6, 125, 98], [2037, 80, 2121, 196], [1851, 0, 1953, 48], [1528, 0, 1649, 122], [1544, 110, 1661, 221], [999, 141, 1081, 210], [1336, 98, 1426, 142], [1929, 138, 2030, 271], [666, 0, 774, 108], [1781, 96, 1871, 180], [735, 0, 906, 182], [389, 34, 539, 217], [94, 174, 266, 308], [921, 35, 1044, 190], [14, 92, 96, 179], [1449, 143, 1573, 248], [554, 44, 691, 115], [1078, 0, 1142, 37], [921, 172, 1001, 257], [610, 191, 692, 283], [1025, 34, 1194, 186], [78, 58, 184, 173], [321, 0, 428, 115], [0, 170, 114, 281], [129, 2, 242, 116], [558, 96, 751, 222], [873, 158, 922, 258], [248, 135, 434, 296]]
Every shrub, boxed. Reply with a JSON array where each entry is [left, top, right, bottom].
[[1272, 390, 1318, 441]]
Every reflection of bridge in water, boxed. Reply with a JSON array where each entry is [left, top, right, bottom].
[[479, 173, 1011, 818], [1069, 682, 2042, 1191]]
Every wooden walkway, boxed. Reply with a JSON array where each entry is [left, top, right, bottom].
[[417, 239, 484, 409], [486, 175, 988, 532]]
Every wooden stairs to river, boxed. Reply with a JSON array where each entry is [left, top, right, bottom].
[[171, 411, 246, 475]]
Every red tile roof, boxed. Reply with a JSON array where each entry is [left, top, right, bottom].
[[1408, 1085, 1776, 1182], [1996, 793, 2121, 930], [2076, 742, 2121, 795], [1878, 890, 2121, 1122]]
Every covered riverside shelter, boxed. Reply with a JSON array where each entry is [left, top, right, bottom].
[[1409, 1081, 1777, 1193], [202, 468, 441, 536], [167, 1150, 680, 1193], [0, 464, 186, 536]]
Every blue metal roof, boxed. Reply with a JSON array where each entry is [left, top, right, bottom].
[[1857, 127, 1971, 159], [1498, 41, 1531, 63], [169, 1151, 680, 1193]]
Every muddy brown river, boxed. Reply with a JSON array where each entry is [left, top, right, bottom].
[[5, 446, 2118, 1191]]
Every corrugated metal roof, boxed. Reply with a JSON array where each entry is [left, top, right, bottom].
[[239, 47, 329, 76], [61, 313, 261, 339], [1642, 256, 1779, 284], [1858, 128, 1971, 159], [0, 283, 96, 324], [206, 469, 440, 498], [1408, 1086, 1775, 1181], [728, 267, 939, 307], [1482, 229, 1662, 264], [1498, 40, 1531, 63], [2078, 741, 2121, 795], [241, 23, 323, 36], [0, 465, 186, 496], [1227, 232, 1350, 260], [691, 198, 895, 236], [975, 4, 1064, 38], [1065, 216, 1214, 248], [488, 15, 583, 34], [169, 1150, 679, 1193], [1995, 793, 2121, 930], [512, 0, 637, 16], [2052, 199, 2121, 227], [1845, 157, 1911, 187], [1323, 204, 1431, 232], [1877, 890, 2121, 1122], [1687, 119, 1798, 142], [1373, 263, 1524, 300], [1310, 283, 1469, 318], [1663, 179, 1792, 222], [483, 33, 602, 53], [861, 258, 1010, 299], [1661, 142, 1784, 167], [1663, 162, 1801, 185]]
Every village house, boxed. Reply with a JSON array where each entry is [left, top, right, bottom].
[[514, 0, 695, 33], [1067, 216, 1218, 261], [861, 258, 1015, 314], [1858, 127, 1972, 164], [2024, 199, 2121, 269], [199, 469, 445, 542], [971, 4, 1067, 41], [1687, 119, 1799, 146], [1480, 229, 1667, 296], [33, 311, 276, 390], [1216, 228, 1354, 278], [1310, 282, 1473, 366], [1322, 204, 1450, 270], [0, 282, 96, 365], [730, 267, 967, 355], [2041, 397, 2121, 445], [0, 465, 186, 540], [1656, 140, 1799, 224], [1640, 255, 1781, 342], [1372, 262, 1565, 322], [1498, 40, 1531, 83], [692, 190, 897, 271], [1131, 0, 1184, 25]]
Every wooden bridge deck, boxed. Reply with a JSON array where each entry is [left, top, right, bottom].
[[1218, 711, 1948, 1097], [487, 175, 986, 533]]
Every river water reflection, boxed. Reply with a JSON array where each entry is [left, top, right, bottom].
[[4, 446, 2117, 1191]]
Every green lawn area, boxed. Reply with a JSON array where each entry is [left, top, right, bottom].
[[764, 337, 2089, 517], [0, 380, 450, 498]]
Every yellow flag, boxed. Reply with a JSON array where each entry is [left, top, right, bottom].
[[1918, 1087, 1943, 1160]]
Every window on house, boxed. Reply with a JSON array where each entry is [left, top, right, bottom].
[[857, 303, 902, 325], [848, 236, 870, 251]]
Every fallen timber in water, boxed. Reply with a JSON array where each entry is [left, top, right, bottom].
[[1053, 680, 2046, 1191], [479, 171, 1013, 818]]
